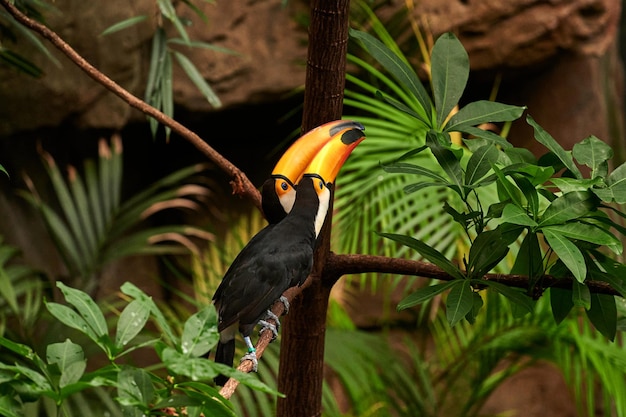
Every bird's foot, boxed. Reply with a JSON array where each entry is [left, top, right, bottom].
[[241, 349, 258, 372], [241, 336, 258, 372], [278, 295, 290, 314], [258, 317, 279, 342]]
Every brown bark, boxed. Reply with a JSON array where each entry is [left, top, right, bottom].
[[276, 1, 351, 416]]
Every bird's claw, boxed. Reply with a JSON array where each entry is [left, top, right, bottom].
[[278, 296, 290, 314], [241, 350, 258, 372], [258, 319, 279, 341]]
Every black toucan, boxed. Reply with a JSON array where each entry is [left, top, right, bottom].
[[212, 124, 365, 385], [261, 119, 365, 224]]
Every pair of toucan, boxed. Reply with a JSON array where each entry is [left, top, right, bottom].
[[212, 119, 365, 385]]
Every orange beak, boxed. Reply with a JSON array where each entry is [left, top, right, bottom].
[[271, 120, 365, 186]]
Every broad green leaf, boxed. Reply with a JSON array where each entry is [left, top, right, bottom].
[[47, 339, 84, 372], [571, 279, 591, 309], [116, 299, 151, 349], [542, 223, 622, 254], [349, 28, 433, 125], [378, 233, 465, 280], [0, 336, 36, 359], [550, 177, 603, 194], [45, 301, 99, 342], [0, 395, 20, 417], [500, 204, 537, 227], [118, 367, 154, 410], [511, 231, 543, 278], [550, 288, 573, 324], [572, 135, 612, 179], [592, 161, 626, 203], [173, 51, 221, 108], [445, 280, 473, 326], [527, 115, 582, 179], [585, 293, 617, 341], [59, 360, 87, 388], [100, 15, 148, 36], [57, 282, 108, 338], [479, 280, 534, 315], [446, 100, 525, 133], [426, 131, 465, 198], [181, 306, 219, 357], [542, 229, 586, 283], [465, 144, 499, 185], [121, 282, 178, 344], [511, 175, 539, 218], [431, 32, 469, 128], [397, 281, 458, 310], [464, 291, 484, 324], [492, 165, 523, 207], [467, 229, 510, 279], [539, 191, 597, 226]]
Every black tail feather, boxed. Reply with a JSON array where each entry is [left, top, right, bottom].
[[214, 340, 235, 386]]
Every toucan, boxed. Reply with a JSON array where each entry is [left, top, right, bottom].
[[261, 119, 365, 224], [212, 124, 366, 385]]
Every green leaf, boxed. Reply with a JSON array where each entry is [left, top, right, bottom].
[[157, 0, 190, 43], [492, 165, 523, 207], [349, 28, 433, 125], [46, 339, 84, 371], [426, 131, 465, 197], [181, 306, 219, 357], [446, 100, 525, 133], [397, 281, 458, 310], [539, 191, 597, 226], [511, 231, 543, 279], [542, 223, 622, 254], [585, 293, 617, 341], [592, 161, 626, 204], [115, 299, 151, 349], [378, 233, 465, 280], [0, 48, 43, 78], [173, 51, 221, 108], [572, 135, 612, 179], [381, 161, 448, 183], [500, 204, 537, 227], [0, 336, 36, 360], [550, 288, 573, 324], [542, 229, 586, 283], [100, 15, 148, 36], [0, 395, 21, 417], [46, 301, 99, 342], [479, 280, 534, 315], [120, 282, 178, 344], [571, 280, 591, 309], [467, 229, 510, 279], [527, 115, 582, 179], [445, 280, 473, 326], [57, 282, 108, 339], [117, 367, 154, 410], [430, 32, 469, 128], [465, 144, 499, 185]]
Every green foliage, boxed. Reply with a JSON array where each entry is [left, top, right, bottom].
[[0, 0, 61, 77], [347, 25, 625, 340], [100, 0, 233, 138], [0, 281, 276, 416], [0, 236, 46, 340], [20, 136, 215, 293]]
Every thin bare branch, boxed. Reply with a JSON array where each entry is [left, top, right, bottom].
[[0, 0, 261, 210]]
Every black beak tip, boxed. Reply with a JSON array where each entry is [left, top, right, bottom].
[[329, 120, 365, 136], [340, 128, 366, 145]]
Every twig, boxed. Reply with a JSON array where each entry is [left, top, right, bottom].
[[0, 0, 261, 210]]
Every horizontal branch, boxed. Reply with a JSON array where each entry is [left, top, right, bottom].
[[0, 0, 262, 211], [324, 252, 621, 297]]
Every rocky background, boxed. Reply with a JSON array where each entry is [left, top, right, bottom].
[[0, 0, 624, 416]]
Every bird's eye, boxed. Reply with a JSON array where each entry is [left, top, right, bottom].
[[281, 181, 289, 191], [318, 180, 324, 190]]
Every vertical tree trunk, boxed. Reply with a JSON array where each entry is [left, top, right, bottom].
[[276, 1, 351, 416]]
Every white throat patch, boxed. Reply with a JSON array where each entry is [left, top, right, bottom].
[[314, 186, 331, 237]]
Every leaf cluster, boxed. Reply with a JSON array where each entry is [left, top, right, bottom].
[[0, 281, 277, 416], [20, 136, 215, 292], [351, 28, 625, 339]]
